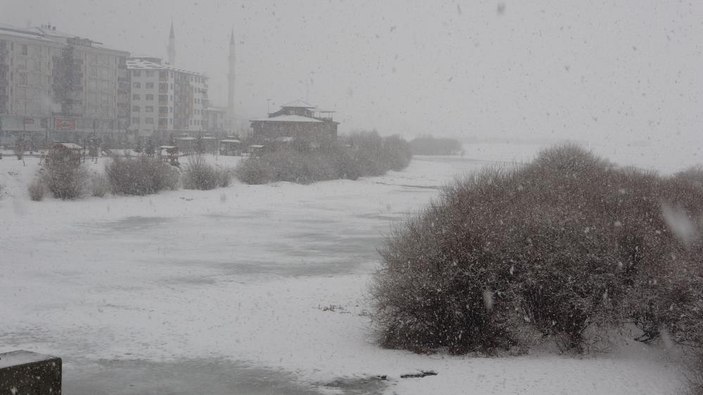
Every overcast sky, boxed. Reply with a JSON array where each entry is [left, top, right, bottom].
[[2, 0, 702, 145]]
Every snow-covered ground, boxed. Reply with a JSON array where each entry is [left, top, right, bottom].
[[0, 141, 699, 394]]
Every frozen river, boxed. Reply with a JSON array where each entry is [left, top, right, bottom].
[[1, 153, 487, 394]]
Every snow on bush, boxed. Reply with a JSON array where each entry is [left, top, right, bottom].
[[182, 155, 234, 190], [235, 156, 274, 185], [38, 149, 89, 200], [236, 132, 412, 185], [105, 156, 179, 195], [27, 178, 45, 201], [371, 144, 703, 355], [89, 172, 111, 197]]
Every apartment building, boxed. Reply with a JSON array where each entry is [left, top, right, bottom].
[[127, 57, 207, 141], [0, 23, 129, 147]]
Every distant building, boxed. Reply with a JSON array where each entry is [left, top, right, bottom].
[[127, 24, 208, 143], [127, 57, 208, 140], [204, 106, 227, 135], [0, 23, 129, 147], [250, 100, 339, 146]]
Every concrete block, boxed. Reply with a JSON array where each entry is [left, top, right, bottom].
[[0, 350, 61, 394]]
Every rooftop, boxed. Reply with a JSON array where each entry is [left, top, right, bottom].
[[280, 99, 316, 109], [251, 114, 323, 123], [127, 57, 207, 77], [0, 23, 125, 54]]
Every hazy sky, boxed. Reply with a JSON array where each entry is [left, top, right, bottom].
[[2, 0, 702, 144]]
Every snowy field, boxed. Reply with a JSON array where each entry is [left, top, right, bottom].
[[1, 141, 701, 394]]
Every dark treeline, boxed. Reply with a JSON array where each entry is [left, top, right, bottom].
[[409, 135, 463, 156]]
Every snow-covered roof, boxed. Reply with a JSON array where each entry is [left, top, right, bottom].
[[176, 137, 196, 141], [0, 25, 93, 47], [281, 100, 315, 109], [127, 57, 206, 77], [251, 114, 323, 123], [220, 139, 241, 143], [0, 24, 126, 54], [0, 24, 44, 40]]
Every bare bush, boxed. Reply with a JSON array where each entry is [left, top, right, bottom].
[[182, 155, 233, 190], [235, 157, 274, 185], [236, 133, 412, 185], [182, 155, 218, 190], [28, 178, 45, 201], [106, 156, 179, 195], [371, 144, 703, 355], [89, 172, 111, 197], [216, 167, 236, 187], [675, 165, 703, 190], [41, 149, 89, 200]]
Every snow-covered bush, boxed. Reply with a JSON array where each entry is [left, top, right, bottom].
[[182, 155, 218, 190], [236, 148, 339, 184], [674, 165, 703, 191], [235, 156, 274, 185], [216, 166, 236, 188], [182, 155, 234, 190], [27, 178, 45, 201], [236, 133, 412, 185], [89, 172, 111, 197], [371, 144, 703, 355], [342, 132, 412, 177], [41, 149, 89, 200], [105, 156, 179, 195]]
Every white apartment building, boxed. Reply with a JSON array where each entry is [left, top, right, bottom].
[[0, 23, 129, 146], [127, 57, 207, 139]]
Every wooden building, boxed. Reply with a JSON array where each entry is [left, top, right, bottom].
[[250, 100, 338, 147]]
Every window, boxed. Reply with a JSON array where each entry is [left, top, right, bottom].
[[132, 105, 140, 112], [132, 82, 141, 88], [145, 117, 153, 124], [146, 82, 154, 89], [146, 94, 154, 101], [145, 106, 154, 112], [132, 70, 141, 77], [146, 70, 155, 77], [21, 44, 27, 55], [131, 117, 139, 124], [132, 94, 140, 100]]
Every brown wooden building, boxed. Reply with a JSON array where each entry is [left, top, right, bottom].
[[250, 100, 338, 146]]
